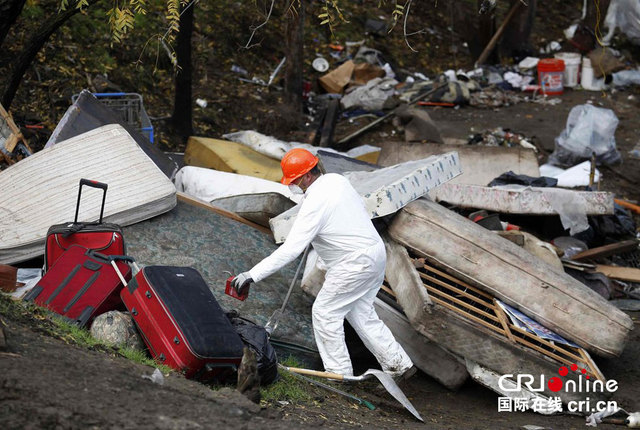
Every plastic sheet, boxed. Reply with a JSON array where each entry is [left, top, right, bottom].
[[548, 105, 621, 167], [227, 311, 278, 385], [545, 188, 589, 235]]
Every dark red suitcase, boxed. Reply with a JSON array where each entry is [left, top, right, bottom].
[[24, 245, 132, 327], [45, 178, 126, 271], [118, 265, 244, 381]]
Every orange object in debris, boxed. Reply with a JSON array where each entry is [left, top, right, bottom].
[[328, 44, 344, 51], [615, 198, 640, 214]]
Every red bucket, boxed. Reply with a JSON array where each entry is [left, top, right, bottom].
[[537, 58, 565, 95]]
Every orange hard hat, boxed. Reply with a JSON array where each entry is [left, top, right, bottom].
[[280, 148, 319, 185]]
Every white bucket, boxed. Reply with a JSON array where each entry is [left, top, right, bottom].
[[580, 57, 605, 91], [554, 52, 581, 87]]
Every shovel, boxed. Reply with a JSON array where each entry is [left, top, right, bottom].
[[281, 365, 423, 422], [264, 245, 311, 337]]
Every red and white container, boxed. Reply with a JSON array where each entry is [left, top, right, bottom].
[[537, 58, 565, 95]]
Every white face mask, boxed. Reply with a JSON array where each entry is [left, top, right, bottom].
[[288, 184, 304, 195]]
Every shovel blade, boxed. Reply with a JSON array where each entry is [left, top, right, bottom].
[[363, 369, 423, 422]]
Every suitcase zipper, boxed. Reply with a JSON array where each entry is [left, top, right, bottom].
[[54, 231, 118, 252]]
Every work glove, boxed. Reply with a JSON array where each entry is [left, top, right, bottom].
[[232, 272, 253, 296]]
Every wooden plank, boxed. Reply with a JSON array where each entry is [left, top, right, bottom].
[[509, 325, 587, 367], [420, 271, 494, 307], [380, 284, 396, 297], [494, 299, 516, 342], [421, 273, 500, 322], [420, 261, 494, 301], [595, 265, 640, 283], [429, 294, 506, 335], [578, 348, 606, 382], [511, 332, 594, 376], [571, 239, 639, 261], [177, 192, 272, 235], [424, 282, 500, 323]]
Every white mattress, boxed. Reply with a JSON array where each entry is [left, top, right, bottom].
[[0, 124, 176, 264]]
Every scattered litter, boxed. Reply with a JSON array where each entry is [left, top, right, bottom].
[[277, 400, 290, 406], [613, 69, 640, 87], [629, 143, 640, 159], [231, 65, 248, 76], [341, 77, 398, 111], [539, 161, 600, 188], [141, 368, 165, 385], [628, 412, 640, 427], [518, 57, 540, 70], [586, 405, 625, 427], [195, 98, 207, 108], [312, 57, 329, 73], [470, 88, 523, 108], [539, 40, 561, 54], [468, 127, 535, 150]]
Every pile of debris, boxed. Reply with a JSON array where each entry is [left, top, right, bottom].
[[1, 44, 640, 423]]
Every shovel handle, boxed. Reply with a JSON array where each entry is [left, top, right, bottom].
[[284, 366, 344, 381]]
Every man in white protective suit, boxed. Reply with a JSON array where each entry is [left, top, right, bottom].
[[231, 148, 415, 379]]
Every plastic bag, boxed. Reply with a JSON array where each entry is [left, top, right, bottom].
[[227, 311, 278, 385], [548, 104, 621, 167]]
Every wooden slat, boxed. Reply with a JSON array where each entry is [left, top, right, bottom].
[[493, 299, 516, 342], [429, 294, 505, 334], [571, 239, 639, 261], [416, 254, 606, 382], [380, 284, 396, 297], [421, 262, 494, 300], [578, 348, 606, 382], [423, 278, 501, 323], [595, 265, 640, 283], [509, 325, 586, 365], [419, 270, 495, 309]]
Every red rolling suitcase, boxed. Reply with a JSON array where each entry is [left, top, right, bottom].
[[117, 264, 244, 381], [24, 245, 132, 327], [45, 179, 126, 271]]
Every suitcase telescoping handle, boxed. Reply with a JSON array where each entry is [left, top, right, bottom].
[[109, 255, 140, 286], [75, 178, 108, 224]]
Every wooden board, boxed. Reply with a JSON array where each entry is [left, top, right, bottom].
[[184, 136, 282, 182], [0, 103, 32, 165], [595, 265, 640, 283], [571, 239, 639, 262]]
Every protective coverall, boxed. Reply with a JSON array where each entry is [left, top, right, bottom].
[[249, 173, 413, 376]]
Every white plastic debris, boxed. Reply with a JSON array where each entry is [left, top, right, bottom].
[[585, 405, 622, 427], [196, 98, 207, 108], [142, 368, 165, 385], [518, 57, 540, 70], [539, 161, 601, 188], [628, 412, 640, 428]]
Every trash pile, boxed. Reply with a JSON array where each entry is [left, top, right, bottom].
[[2, 2, 640, 424]]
